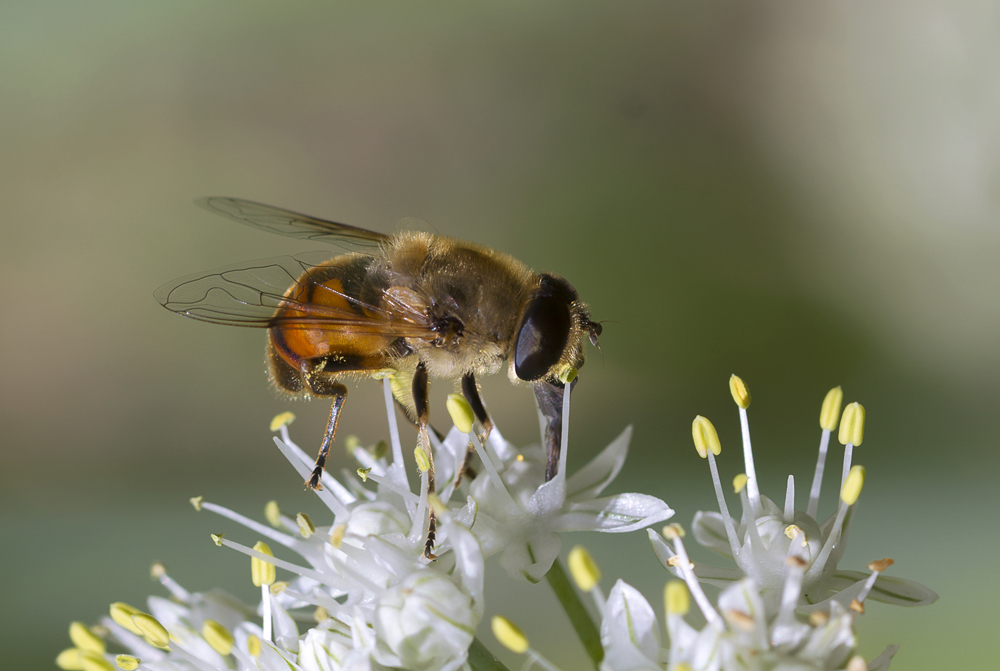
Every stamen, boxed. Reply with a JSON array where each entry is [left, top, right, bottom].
[[783, 475, 795, 523], [131, 613, 170, 649], [149, 562, 190, 602], [383, 378, 410, 490], [114, 655, 140, 671], [807, 434, 830, 519], [738, 405, 761, 512], [271, 437, 349, 518], [468, 430, 518, 510], [568, 545, 605, 613], [214, 537, 329, 585], [557, 381, 572, 482], [662, 525, 722, 630], [809, 387, 842, 518], [199, 501, 299, 551], [277, 427, 356, 506], [857, 557, 894, 605], [664, 580, 690, 616], [201, 620, 234, 655], [69, 622, 105, 654], [838, 402, 865, 487], [354, 470, 419, 506]]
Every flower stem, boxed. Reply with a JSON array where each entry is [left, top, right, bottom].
[[546, 557, 603, 668], [468, 636, 513, 671]]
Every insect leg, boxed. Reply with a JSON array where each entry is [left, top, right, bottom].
[[533, 377, 577, 482], [306, 383, 348, 489], [412, 361, 437, 559], [456, 372, 492, 485]]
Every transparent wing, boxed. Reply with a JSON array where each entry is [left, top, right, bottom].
[[196, 197, 391, 252], [154, 253, 434, 338]]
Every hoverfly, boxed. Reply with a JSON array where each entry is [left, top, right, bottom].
[[156, 198, 602, 556]]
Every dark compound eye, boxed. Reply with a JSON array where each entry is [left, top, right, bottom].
[[513, 275, 577, 381]]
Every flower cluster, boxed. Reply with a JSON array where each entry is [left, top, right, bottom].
[[492, 377, 936, 671], [56, 378, 673, 671], [56, 375, 935, 671]]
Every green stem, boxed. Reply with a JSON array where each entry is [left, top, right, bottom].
[[546, 557, 603, 668], [468, 636, 513, 671]]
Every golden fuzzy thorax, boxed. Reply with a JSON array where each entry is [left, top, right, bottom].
[[386, 231, 536, 380]]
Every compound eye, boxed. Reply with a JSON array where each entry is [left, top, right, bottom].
[[514, 294, 571, 381]]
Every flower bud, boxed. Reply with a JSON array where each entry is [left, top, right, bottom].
[[374, 570, 478, 670]]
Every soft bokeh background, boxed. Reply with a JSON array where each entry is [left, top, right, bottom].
[[2, 2, 997, 669]]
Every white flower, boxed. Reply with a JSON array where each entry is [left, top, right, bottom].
[[459, 387, 674, 582], [651, 379, 936, 615]]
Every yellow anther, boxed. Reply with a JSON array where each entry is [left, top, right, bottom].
[[131, 612, 170, 648], [841, 465, 865, 505], [149, 562, 166, 580], [783, 525, 803, 541], [819, 386, 843, 432], [296, 512, 315, 538], [868, 557, 894, 572], [109, 603, 143, 635], [809, 610, 830, 626], [850, 598, 865, 614], [314, 606, 330, 623], [567, 545, 601, 592], [344, 435, 362, 454], [211, 533, 225, 546], [56, 648, 85, 671], [202, 619, 234, 655], [838, 402, 865, 446], [70, 622, 105, 654], [729, 375, 751, 409], [675, 665, 695, 671], [558, 365, 578, 385], [733, 473, 748, 493], [357, 467, 371, 482], [270, 411, 295, 431], [446, 393, 475, 434], [724, 609, 755, 632], [247, 634, 262, 657], [414, 445, 430, 472], [371, 439, 389, 460], [786, 555, 808, 569], [264, 500, 281, 527], [665, 556, 694, 569], [664, 580, 690, 616], [80, 652, 114, 671], [847, 655, 868, 671], [269, 582, 288, 596], [251, 541, 276, 586], [115, 655, 140, 671], [189, 496, 203, 511], [692, 416, 721, 458], [428, 493, 446, 515], [662, 523, 686, 540], [491, 616, 529, 654], [329, 524, 347, 548]]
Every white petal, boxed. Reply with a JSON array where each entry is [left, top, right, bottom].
[[868, 644, 900, 671], [498, 531, 562, 583], [827, 571, 938, 607], [600, 580, 662, 671], [566, 425, 632, 501], [692, 510, 734, 558], [556, 493, 673, 533]]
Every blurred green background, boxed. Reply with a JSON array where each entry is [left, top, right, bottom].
[[2, 2, 996, 669]]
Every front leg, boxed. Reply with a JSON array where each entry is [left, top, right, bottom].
[[412, 361, 438, 559], [455, 372, 493, 485]]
